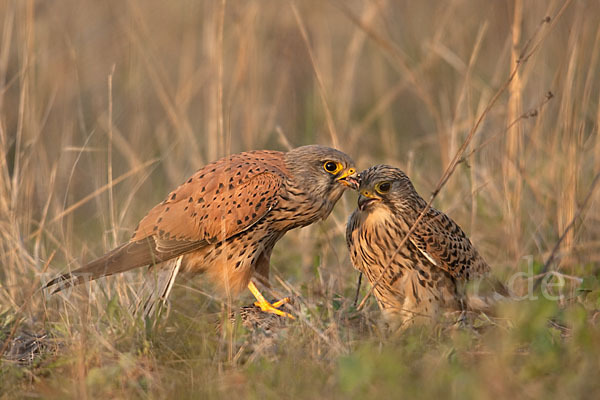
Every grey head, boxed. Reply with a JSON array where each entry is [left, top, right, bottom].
[[284, 145, 358, 205]]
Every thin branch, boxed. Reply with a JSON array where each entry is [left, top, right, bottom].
[[459, 91, 554, 164]]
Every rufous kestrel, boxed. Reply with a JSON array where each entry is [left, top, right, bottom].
[[47, 145, 358, 319]]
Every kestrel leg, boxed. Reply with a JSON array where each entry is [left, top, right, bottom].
[[247, 281, 295, 319]]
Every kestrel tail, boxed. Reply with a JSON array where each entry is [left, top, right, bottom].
[[346, 165, 506, 328], [46, 145, 358, 319]]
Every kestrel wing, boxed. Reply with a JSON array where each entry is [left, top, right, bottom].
[[409, 208, 490, 281], [132, 151, 286, 256]]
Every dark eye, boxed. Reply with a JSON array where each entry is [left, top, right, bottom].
[[375, 181, 391, 194], [323, 161, 341, 174]]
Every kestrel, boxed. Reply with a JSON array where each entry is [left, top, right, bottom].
[[346, 165, 503, 327], [47, 145, 357, 319]]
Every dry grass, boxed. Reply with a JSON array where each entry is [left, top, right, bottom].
[[1, 0, 600, 398]]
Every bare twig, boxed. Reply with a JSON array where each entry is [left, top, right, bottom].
[[459, 91, 554, 164]]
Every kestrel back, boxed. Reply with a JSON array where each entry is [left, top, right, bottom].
[[47, 145, 357, 319], [346, 165, 502, 328]]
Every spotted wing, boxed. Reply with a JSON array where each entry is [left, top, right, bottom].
[[132, 150, 286, 256]]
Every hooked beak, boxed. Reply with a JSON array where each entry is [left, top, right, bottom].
[[358, 189, 380, 211], [336, 168, 359, 190]]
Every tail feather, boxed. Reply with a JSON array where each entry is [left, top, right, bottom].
[[45, 238, 162, 293]]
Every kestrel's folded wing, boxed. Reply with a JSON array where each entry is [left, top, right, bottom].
[[133, 151, 285, 250], [409, 207, 490, 281]]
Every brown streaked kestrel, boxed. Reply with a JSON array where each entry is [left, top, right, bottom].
[[46, 145, 357, 319], [346, 165, 504, 328]]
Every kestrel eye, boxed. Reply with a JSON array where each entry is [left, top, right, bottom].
[[323, 161, 341, 174], [375, 181, 391, 194]]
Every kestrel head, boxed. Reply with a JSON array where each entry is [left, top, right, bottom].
[[356, 164, 420, 213], [284, 145, 358, 202]]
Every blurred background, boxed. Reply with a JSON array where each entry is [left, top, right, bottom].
[[1, 0, 599, 397]]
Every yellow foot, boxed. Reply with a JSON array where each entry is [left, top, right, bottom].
[[272, 297, 291, 308], [248, 281, 295, 319], [253, 299, 295, 319]]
